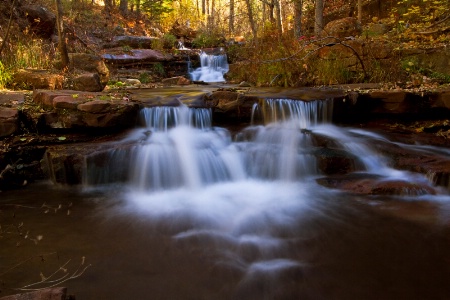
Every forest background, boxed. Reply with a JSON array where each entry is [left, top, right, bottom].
[[0, 0, 449, 88]]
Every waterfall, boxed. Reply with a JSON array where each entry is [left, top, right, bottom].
[[189, 50, 229, 82], [252, 98, 333, 127], [83, 98, 437, 191], [139, 106, 213, 131], [129, 105, 245, 191]]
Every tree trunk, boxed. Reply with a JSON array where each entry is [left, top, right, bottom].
[[244, 0, 257, 39], [0, 0, 17, 58], [119, 0, 128, 16], [210, 0, 215, 26], [314, 0, 323, 36], [274, 0, 283, 34], [104, 0, 113, 13], [293, 0, 302, 38], [55, 0, 70, 71], [202, 0, 205, 15], [229, 0, 235, 35], [136, 0, 140, 14], [357, 0, 362, 23], [268, 1, 275, 25]]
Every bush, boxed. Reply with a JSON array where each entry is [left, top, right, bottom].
[[0, 61, 13, 89]]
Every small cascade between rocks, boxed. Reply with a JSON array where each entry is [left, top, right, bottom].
[[189, 49, 229, 82], [82, 97, 443, 195]]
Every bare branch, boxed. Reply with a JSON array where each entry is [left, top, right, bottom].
[[241, 36, 368, 79]]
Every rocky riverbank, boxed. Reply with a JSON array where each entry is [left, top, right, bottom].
[[1, 84, 449, 193]]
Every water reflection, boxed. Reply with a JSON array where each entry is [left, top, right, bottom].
[[2, 98, 450, 299], [1, 183, 449, 299]]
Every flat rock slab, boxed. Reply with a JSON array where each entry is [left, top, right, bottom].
[[13, 69, 64, 90], [30, 90, 139, 129], [0, 92, 25, 105], [102, 35, 159, 49], [0, 107, 19, 137], [102, 49, 174, 65]]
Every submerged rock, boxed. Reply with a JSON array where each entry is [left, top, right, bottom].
[[317, 174, 437, 196], [0, 287, 70, 300]]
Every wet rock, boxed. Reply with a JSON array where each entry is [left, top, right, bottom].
[[72, 73, 105, 92], [315, 148, 362, 175], [0, 287, 69, 300], [0, 161, 42, 191], [19, 5, 56, 38], [161, 76, 191, 86], [429, 89, 450, 110], [43, 142, 132, 185], [323, 17, 362, 38], [317, 174, 437, 196], [206, 90, 259, 123], [0, 107, 19, 137], [125, 78, 142, 86], [13, 69, 64, 90], [43, 145, 87, 185], [371, 180, 437, 196], [239, 81, 252, 87]]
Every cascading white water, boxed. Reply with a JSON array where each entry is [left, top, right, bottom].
[[78, 98, 449, 299], [125, 99, 333, 190], [129, 105, 245, 191], [189, 50, 229, 82]]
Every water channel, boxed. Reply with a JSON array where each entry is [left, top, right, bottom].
[[1, 96, 449, 299]]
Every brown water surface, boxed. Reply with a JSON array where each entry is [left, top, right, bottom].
[[1, 181, 449, 299]]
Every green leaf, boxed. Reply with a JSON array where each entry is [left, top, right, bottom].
[[58, 136, 67, 141]]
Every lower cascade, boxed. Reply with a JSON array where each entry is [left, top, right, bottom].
[[83, 97, 441, 193], [7, 97, 450, 299]]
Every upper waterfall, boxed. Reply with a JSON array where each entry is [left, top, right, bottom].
[[189, 49, 229, 82]]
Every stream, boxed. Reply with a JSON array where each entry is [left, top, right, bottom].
[[1, 98, 450, 299]]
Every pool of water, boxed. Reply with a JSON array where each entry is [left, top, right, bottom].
[[1, 180, 449, 299]]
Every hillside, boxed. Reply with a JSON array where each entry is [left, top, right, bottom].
[[0, 0, 449, 89]]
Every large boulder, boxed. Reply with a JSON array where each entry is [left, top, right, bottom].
[[324, 17, 362, 38], [72, 73, 105, 92], [13, 69, 64, 90], [69, 53, 110, 87], [169, 20, 197, 39]]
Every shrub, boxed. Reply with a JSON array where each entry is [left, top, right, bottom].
[[0, 61, 12, 89]]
